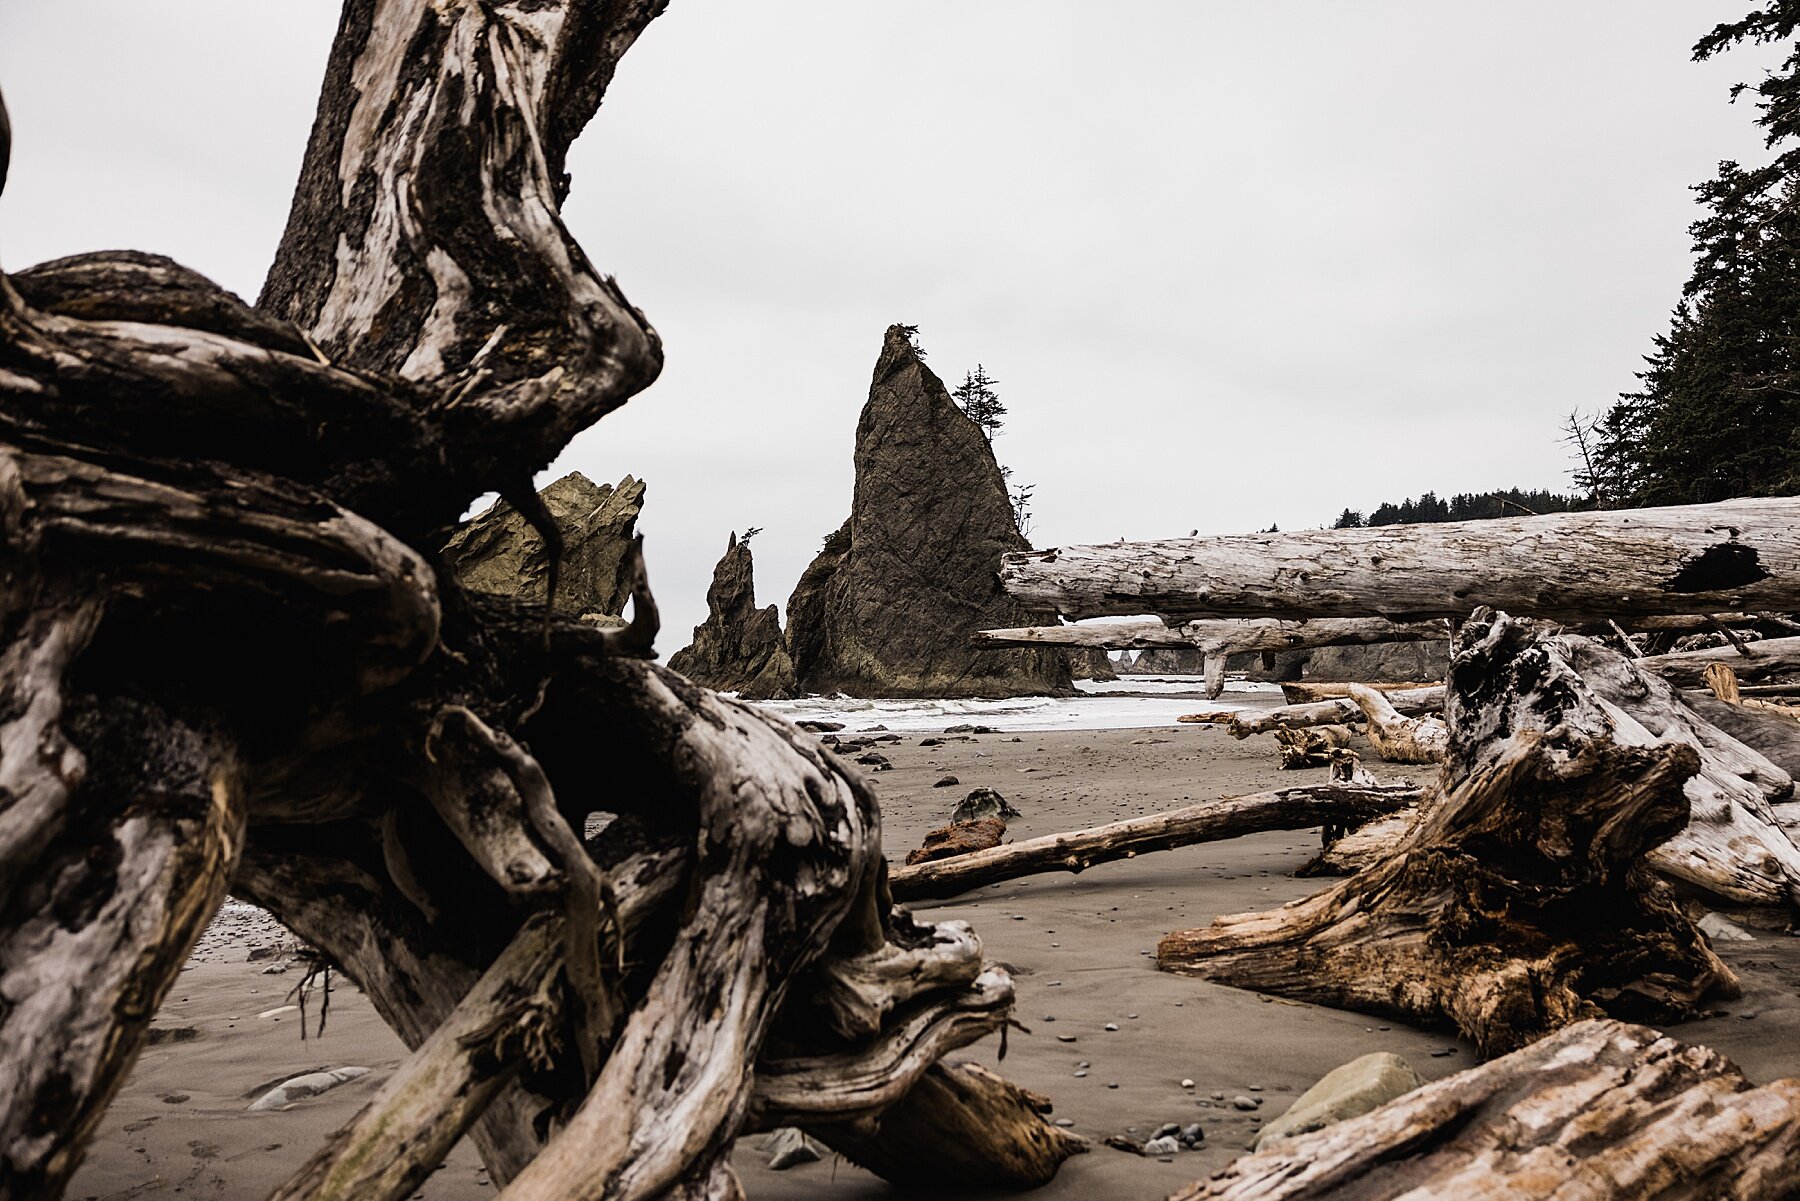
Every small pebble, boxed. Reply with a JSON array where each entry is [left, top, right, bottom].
[[1056, 1034, 1078, 1043], [1181, 1079, 1195, 1089], [1074, 1070, 1088, 1078], [1104, 1023, 1119, 1032], [1232, 1096, 1260, 1111], [1054, 1118, 1076, 1128]]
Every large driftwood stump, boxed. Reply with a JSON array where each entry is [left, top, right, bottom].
[[1158, 612, 1738, 1057], [0, 8, 1077, 1198], [1173, 1018, 1800, 1201]]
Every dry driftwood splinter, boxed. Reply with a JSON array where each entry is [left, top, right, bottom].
[[888, 784, 1421, 902], [1000, 502, 1800, 622], [1174, 1018, 1800, 1201], [1158, 611, 1739, 1057], [0, 8, 1078, 1198]]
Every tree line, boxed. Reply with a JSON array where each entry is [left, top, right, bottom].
[[1331, 4, 1800, 531], [1331, 488, 1589, 529]]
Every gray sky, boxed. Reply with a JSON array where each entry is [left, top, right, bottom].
[[0, 3, 1781, 645]]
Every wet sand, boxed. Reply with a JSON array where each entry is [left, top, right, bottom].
[[68, 718, 1800, 1201]]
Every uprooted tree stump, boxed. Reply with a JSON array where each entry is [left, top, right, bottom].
[[1174, 1018, 1800, 1201], [1158, 611, 1739, 1057], [0, 10, 1081, 1199]]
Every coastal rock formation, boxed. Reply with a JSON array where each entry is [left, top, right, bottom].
[[1132, 648, 1207, 675], [442, 472, 645, 617], [1230, 642, 1448, 684], [1067, 647, 1119, 681], [785, 327, 1071, 697], [1301, 640, 1450, 683], [669, 533, 798, 699]]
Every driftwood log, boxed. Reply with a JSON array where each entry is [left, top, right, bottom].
[[1000, 501, 1800, 622], [1174, 1018, 1800, 1201], [888, 784, 1421, 903], [976, 618, 1449, 699], [1223, 687, 1446, 738], [1344, 684, 1447, 764], [1644, 635, 1800, 688], [0, 10, 1078, 1199], [1158, 612, 1739, 1057]]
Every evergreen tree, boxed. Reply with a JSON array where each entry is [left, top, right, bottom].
[[953, 364, 1006, 441], [1594, 7, 1800, 503], [1333, 508, 1365, 528]]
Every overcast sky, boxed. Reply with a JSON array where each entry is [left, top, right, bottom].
[[0, 3, 1782, 644]]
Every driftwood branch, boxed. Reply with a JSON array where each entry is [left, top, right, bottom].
[[889, 784, 1421, 902]]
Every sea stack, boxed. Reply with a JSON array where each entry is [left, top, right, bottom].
[[443, 472, 645, 618], [785, 325, 1071, 698], [669, 533, 799, 699]]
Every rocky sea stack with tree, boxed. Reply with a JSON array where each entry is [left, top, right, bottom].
[[783, 325, 1071, 698], [669, 530, 799, 699]]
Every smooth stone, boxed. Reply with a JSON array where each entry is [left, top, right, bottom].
[[1143, 1136, 1181, 1155], [1232, 1096, 1260, 1111], [248, 1066, 370, 1112], [1253, 1051, 1424, 1149], [1699, 911, 1756, 942], [764, 1126, 823, 1170]]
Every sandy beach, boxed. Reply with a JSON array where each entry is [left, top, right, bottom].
[[67, 701, 1800, 1201]]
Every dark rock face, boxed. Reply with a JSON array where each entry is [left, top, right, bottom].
[[1067, 647, 1119, 681], [442, 472, 644, 617], [1300, 641, 1450, 683], [784, 326, 1071, 698], [668, 533, 798, 700], [1132, 648, 1208, 675]]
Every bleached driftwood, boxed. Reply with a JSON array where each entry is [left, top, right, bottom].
[[978, 617, 1451, 700], [1279, 681, 1441, 703], [1223, 686, 1446, 738], [1174, 1019, 1800, 1201], [1346, 684, 1448, 764], [1158, 612, 1738, 1057], [976, 616, 1450, 653], [887, 784, 1421, 903], [1001, 501, 1800, 622], [1641, 636, 1800, 687], [1552, 638, 1800, 908], [1705, 662, 1800, 721]]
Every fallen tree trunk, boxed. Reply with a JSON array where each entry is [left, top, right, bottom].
[[1643, 635, 1800, 688], [1279, 681, 1441, 703], [1222, 686, 1446, 738], [1346, 683, 1447, 764], [976, 616, 1449, 653], [1173, 1018, 1800, 1201], [888, 784, 1422, 903], [1000, 500, 1800, 622], [1158, 611, 1738, 1057]]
